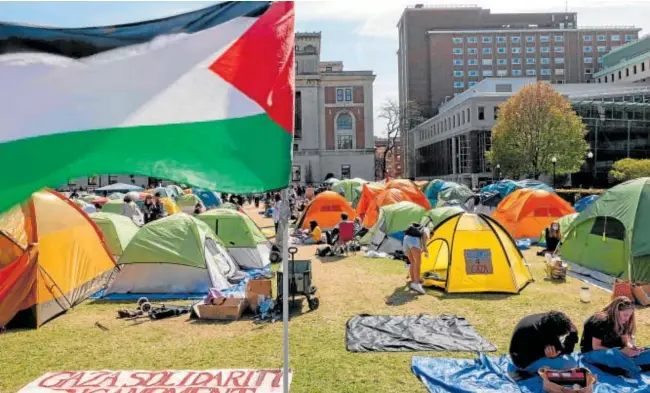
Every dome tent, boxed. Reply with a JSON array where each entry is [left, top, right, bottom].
[[197, 209, 270, 269], [420, 206, 466, 231], [436, 183, 475, 207], [178, 193, 204, 214], [385, 179, 431, 210], [421, 212, 533, 293], [295, 191, 356, 231], [90, 212, 140, 258], [105, 214, 240, 296], [362, 188, 411, 228], [332, 178, 367, 208], [360, 201, 427, 254], [574, 194, 599, 213], [356, 183, 386, 220], [561, 178, 650, 285]]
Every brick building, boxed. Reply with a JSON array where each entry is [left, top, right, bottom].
[[292, 32, 376, 183], [397, 4, 641, 177], [374, 137, 403, 180]]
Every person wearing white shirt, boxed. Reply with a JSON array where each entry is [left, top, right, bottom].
[[272, 194, 282, 234]]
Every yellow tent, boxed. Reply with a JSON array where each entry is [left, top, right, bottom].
[[160, 197, 181, 215], [421, 212, 533, 294], [0, 190, 117, 328]]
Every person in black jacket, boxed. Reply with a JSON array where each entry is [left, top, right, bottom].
[[509, 311, 579, 373]]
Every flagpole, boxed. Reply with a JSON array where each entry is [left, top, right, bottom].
[[279, 188, 290, 393]]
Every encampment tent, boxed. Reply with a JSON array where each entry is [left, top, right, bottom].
[[160, 197, 181, 215], [386, 179, 431, 210], [436, 183, 475, 207], [194, 189, 221, 209], [574, 194, 599, 213], [492, 189, 574, 240], [108, 192, 125, 200], [481, 179, 554, 199], [363, 188, 412, 228], [360, 201, 426, 254], [178, 193, 203, 214], [152, 187, 174, 198], [295, 191, 356, 230], [423, 180, 458, 208], [90, 212, 139, 258], [421, 212, 533, 293], [197, 209, 270, 269], [96, 183, 144, 193], [72, 199, 97, 214], [105, 213, 240, 295], [0, 190, 117, 328], [421, 206, 466, 231], [356, 183, 386, 220], [332, 178, 367, 208], [560, 178, 650, 284], [167, 185, 184, 198]]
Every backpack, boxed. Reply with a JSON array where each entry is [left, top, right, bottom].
[[316, 245, 334, 257]]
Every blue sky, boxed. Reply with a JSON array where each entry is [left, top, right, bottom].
[[2, 1, 649, 135]]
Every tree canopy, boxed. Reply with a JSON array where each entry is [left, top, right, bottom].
[[377, 100, 424, 178], [609, 158, 650, 183], [486, 82, 589, 179]]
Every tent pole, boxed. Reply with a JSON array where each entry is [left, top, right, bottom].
[[279, 188, 291, 393]]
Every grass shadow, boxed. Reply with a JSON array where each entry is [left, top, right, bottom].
[[385, 285, 418, 306], [542, 277, 569, 285], [440, 292, 516, 301], [317, 255, 347, 263]]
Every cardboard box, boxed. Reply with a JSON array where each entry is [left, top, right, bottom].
[[246, 279, 272, 313], [195, 298, 248, 321]]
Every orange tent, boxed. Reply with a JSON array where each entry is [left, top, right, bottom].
[[363, 188, 412, 228], [0, 190, 117, 329], [386, 179, 431, 210], [296, 191, 356, 230], [492, 189, 575, 240], [356, 183, 386, 219]]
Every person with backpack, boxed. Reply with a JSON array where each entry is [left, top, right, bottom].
[[403, 222, 429, 294]]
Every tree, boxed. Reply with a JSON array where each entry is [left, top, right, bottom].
[[609, 158, 650, 183], [486, 81, 588, 179], [378, 100, 424, 180]]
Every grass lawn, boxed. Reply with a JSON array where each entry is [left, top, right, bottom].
[[1, 207, 649, 393]]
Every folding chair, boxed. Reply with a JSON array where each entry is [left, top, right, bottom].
[[337, 221, 357, 256]]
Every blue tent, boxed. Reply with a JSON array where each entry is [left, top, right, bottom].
[[481, 179, 553, 199], [574, 194, 599, 212], [517, 179, 554, 193], [424, 180, 458, 207], [193, 189, 221, 208]]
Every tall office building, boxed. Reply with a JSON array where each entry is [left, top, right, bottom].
[[397, 4, 641, 177]]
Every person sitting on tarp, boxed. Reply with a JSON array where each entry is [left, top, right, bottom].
[[581, 296, 650, 376], [303, 220, 323, 245], [509, 311, 579, 373]]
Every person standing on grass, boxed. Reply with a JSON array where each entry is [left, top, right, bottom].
[[403, 222, 429, 294], [272, 193, 282, 234]]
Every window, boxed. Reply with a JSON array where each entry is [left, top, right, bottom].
[[611, 34, 620, 41], [541, 69, 551, 76], [526, 69, 536, 76], [482, 59, 493, 66], [295, 92, 302, 138], [511, 36, 521, 43], [555, 35, 564, 42], [497, 47, 506, 54], [344, 88, 352, 102], [597, 46, 607, 53], [478, 106, 485, 120], [336, 88, 344, 102], [453, 48, 463, 55], [555, 57, 565, 64], [541, 46, 550, 53], [453, 70, 464, 77], [555, 46, 564, 53], [108, 175, 118, 184], [511, 69, 522, 76], [512, 58, 521, 65], [497, 59, 507, 65], [468, 59, 478, 66], [626, 68, 630, 77], [341, 165, 351, 179], [585, 68, 592, 74], [583, 35, 592, 41], [526, 35, 535, 42], [583, 46, 593, 53], [462, 110, 465, 124], [454, 59, 464, 66], [555, 69, 565, 76], [453, 37, 463, 44], [291, 165, 301, 180], [482, 36, 492, 43], [337, 135, 353, 150], [467, 36, 477, 43], [618, 70, 622, 79], [541, 58, 551, 64], [643, 63, 646, 72], [512, 47, 521, 54], [584, 57, 593, 64], [625, 35, 634, 41], [540, 35, 549, 42], [497, 69, 507, 76], [483, 70, 493, 77], [468, 70, 479, 77], [469, 81, 478, 87], [526, 58, 536, 64], [483, 48, 492, 55], [497, 36, 506, 43], [605, 76, 608, 83], [526, 47, 535, 53], [337, 112, 353, 130], [454, 81, 464, 88], [468, 48, 478, 55], [597, 35, 606, 41]]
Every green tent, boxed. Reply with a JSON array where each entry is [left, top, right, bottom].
[[101, 199, 124, 214], [106, 213, 240, 295], [421, 206, 466, 231], [177, 193, 203, 213], [332, 178, 367, 208], [219, 202, 240, 211], [90, 212, 139, 257], [361, 201, 426, 254], [539, 213, 578, 245], [560, 178, 650, 283], [197, 209, 270, 269], [108, 192, 125, 200], [436, 184, 475, 206], [81, 195, 97, 203]]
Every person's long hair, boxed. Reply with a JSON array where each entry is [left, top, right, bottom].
[[549, 221, 561, 240], [595, 296, 636, 338]]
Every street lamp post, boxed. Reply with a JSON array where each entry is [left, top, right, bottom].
[[496, 164, 501, 181], [587, 151, 594, 186], [551, 156, 557, 189]]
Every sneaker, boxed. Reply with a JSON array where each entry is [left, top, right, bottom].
[[409, 282, 426, 295]]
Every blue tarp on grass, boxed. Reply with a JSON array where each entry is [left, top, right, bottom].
[[412, 353, 650, 393]]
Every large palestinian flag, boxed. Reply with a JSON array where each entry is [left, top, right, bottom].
[[0, 1, 294, 212]]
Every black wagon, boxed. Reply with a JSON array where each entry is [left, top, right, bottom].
[[276, 247, 319, 311]]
